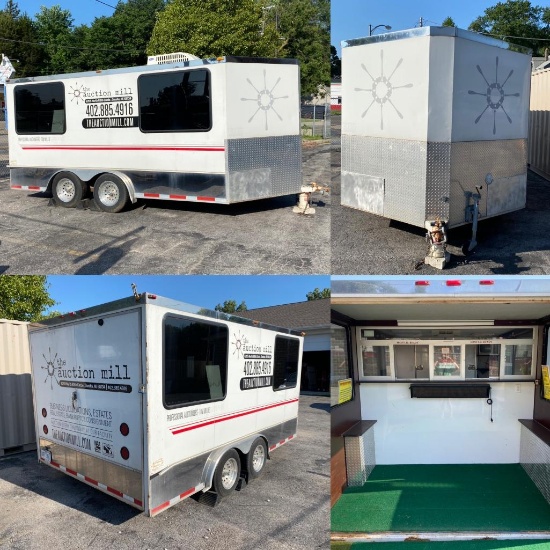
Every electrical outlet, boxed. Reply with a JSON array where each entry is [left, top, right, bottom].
[[515, 384, 521, 393]]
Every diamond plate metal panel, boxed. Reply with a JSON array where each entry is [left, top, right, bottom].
[[226, 135, 302, 203], [341, 172, 384, 215], [520, 425, 550, 505], [345, 427, 375, 487], [426, 142, 451, 220], [341, 134, 428, 227], [449, 139, 527, 227]]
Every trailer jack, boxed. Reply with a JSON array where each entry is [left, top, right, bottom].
[[463, 186, 482, 255], [293, 182, 330, 215], [424, 218, 450, 270]]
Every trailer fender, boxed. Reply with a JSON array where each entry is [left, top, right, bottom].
[[97, 171, 137, 204], [201, 434, 269, 491]]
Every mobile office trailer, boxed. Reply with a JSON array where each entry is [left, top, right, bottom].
[[28, 293, 303, 515], [331, 277, 550, 504], [340, 27, 531, 232], [6, 55, 301, 212]]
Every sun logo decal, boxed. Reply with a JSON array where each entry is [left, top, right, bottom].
[[354, 50, 413, 130], [41, 348, 59, 389], [68, 83, 85, 104], [468, 57, 520, 135], [231, 331, 248, 358], [241, 70, 289, 130]]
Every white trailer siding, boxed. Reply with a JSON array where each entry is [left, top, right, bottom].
[[6, 57, 301, 207]]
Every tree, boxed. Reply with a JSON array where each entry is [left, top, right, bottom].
[[330, 45, 341, 79], [469, 0, 550, 55], [215, 299, 248, 313], [147, 0, 282, 59], [442, 16, 456, 27], [34, 5, 75, 73], [277, 0, 330, 96], [306, 287, 330, 300], [0, 276, 56, 322]]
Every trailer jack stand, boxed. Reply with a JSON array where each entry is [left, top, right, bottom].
[[424, 219, 450, 270], [463, 186, 482, 255], [293, 182, 330, 215]]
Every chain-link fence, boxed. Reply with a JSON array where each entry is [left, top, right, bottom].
[[300, 103, 330, 139], [0, 128, 8, 178]]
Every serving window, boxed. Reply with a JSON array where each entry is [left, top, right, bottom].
[[357, 327, 536, 381]]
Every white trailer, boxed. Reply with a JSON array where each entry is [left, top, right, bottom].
[[6, 55, 301, 212], [28, 293, 303, 515]]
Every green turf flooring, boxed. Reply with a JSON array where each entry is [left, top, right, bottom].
[[331, 464, 550, 533], [332, 542, 550, 550]]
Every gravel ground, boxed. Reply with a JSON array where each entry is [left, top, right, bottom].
[[331, 117, 550, 275], [0, 395, 330, 550]]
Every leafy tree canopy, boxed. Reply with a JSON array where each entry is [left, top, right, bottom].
[[442, 16, 456, 27], [330, 45, 341, 79], [147, 0, 282, 59], [214, 299, 248, 313], [306, 287, 330, 300], [0, 276, 56, 322], [469, 0, 550, 55]]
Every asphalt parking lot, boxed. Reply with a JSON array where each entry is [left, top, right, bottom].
[[331, 117, 550, 275], [0, 132, 330, 275], [0, 395, 329, 550]]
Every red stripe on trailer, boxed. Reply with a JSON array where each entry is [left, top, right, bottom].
[[22, 145, 225, 152], [151, 485, 201, 516], [11, 185, 22, 189], [197, 196, 215, 202], [268, 434, 296, 452], [170, 398, 299, 435], [28, 186, 41, 190], [144, 193, 160, 198], [40, 457, 142, 507], [169, 194, 187, 200]]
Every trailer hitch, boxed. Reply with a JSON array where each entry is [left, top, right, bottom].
[[463, 185, 483, 255]]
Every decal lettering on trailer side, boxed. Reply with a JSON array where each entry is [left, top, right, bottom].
[[231, 330, 274, 390]]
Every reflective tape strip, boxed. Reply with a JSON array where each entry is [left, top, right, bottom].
[[269, 433, 296, 452], [134, 192, 225, 203], [11, 185, 46, 191], [150, 484, 204, 516], [43, 457, 143, 507]]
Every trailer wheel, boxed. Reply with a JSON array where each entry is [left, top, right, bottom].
[[52, 172, 87, 208], [246, 438, 267, 479], [213, 449, 241, 498], [93, 174, 129, 213]]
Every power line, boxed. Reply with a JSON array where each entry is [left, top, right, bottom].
[[94, 0, 117, 8], [0, 35, 140, 54]]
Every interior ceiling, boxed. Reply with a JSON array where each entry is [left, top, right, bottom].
[[332, 301, 550, 322]]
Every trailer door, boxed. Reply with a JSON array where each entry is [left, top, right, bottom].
[[30, 309, 144, 508]]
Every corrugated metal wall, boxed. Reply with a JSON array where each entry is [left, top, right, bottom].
[[529, 69, 550, 180], [0, 319, 36, 454]]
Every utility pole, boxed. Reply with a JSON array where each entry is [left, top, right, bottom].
[[419, 16, 423, 27]]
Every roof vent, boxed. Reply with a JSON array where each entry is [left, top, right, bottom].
[[147, 52, 199, 65]]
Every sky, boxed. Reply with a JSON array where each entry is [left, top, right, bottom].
[[45, 275, 330, 315], [18, 0, 115, 26], [332, 0, 550, 54]]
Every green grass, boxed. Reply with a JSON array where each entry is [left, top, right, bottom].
[[332, 465, 550, 533]]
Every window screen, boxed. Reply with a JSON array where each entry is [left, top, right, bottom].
[[14, 82, 65, 134], [163, 315, 228, 408], [139, 69, 211, 132], [273, 336, 300, 391], [361, 345, 390, 377], [505, 344, 533, 376]]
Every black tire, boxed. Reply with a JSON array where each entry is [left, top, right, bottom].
[[52, 172, 88, 208], [93, 174, 129, 213], [213, 449, 241, 498], [246, 438, 267, 480]]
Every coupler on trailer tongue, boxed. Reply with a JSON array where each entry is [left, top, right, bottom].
[[425, 218, 451, 270], [293, 182, 330, 215]]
